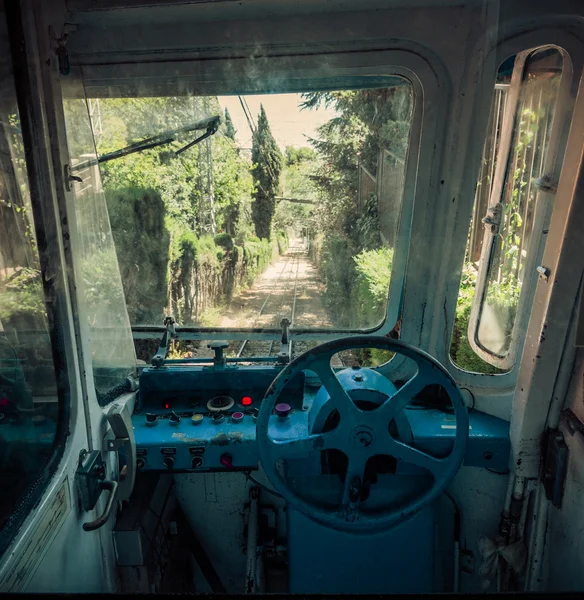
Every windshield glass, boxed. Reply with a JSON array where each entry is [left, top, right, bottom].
[[86, 83, 413, 333]]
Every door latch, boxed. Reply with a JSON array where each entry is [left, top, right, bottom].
[[75, 449, 118, 531], [541, 427, 568, 509], [482, 203, 503, 234]]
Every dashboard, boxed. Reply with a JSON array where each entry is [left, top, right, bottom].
[[133, 362, 511, 473]]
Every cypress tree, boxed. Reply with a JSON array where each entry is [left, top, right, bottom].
[[251, 105, 283, 240], [224, 107, 236, 140]]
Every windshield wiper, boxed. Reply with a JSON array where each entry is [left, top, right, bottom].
[[72, 115, 221, 171]]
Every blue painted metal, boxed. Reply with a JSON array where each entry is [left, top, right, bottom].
[[287, 504, 435, 593], [256, 336, 469, 533], [133, 362, 510, 473]]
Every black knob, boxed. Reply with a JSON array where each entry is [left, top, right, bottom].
[[163, 456, 175, 470], [275, 403, 291, 418], [146, 413, 157, 425], [169, 411, 181, 425], [191, 456, 204, 469], [137, 458, 146, 469]]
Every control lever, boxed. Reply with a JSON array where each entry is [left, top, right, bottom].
[[105, 401, 136, 502], [151, 316, 177, 367], [278, 318, 291, 364], [208, 340, 229, 368]]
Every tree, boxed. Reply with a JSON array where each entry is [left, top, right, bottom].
[[251, 105, 283, 241], [224, 108, 236, 140]]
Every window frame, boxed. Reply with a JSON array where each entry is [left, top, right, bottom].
[[438, 26, 584, 399], [112, 48, 442, 344], [0, 0, 73, 556], [467, 45, 574, 371]]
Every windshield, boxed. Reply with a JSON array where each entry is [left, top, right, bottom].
[[85, 83, 413, 336]]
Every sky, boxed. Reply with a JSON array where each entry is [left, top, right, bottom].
[[218, 93, 337, 152]]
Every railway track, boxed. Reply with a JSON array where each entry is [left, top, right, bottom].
[[237, 243, 302, 359]]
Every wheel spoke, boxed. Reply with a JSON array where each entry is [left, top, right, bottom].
[[271, 431, 338, 460], [384, 437, 448, 478], [312, 358, 359, 422], [379, 363, 436, 420]]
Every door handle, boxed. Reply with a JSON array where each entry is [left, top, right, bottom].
[[82, 479, 118, 531]]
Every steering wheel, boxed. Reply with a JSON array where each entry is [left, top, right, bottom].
[[256, 336, 469, 533]]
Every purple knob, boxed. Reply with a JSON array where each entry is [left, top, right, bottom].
[[275, 403, 291, 418]]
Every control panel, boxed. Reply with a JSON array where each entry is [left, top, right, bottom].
[[133, 363, 511, 474], [133, 364, 304, 472]]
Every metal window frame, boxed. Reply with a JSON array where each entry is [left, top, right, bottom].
[[468, 45, 574, 371], [122, 48, 443, 343], [0, 0, 82, 558]]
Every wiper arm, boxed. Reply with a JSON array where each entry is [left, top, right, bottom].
[[72, 115, 221, 171]]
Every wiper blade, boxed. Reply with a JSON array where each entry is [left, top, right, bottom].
[[72, 115, 221, 171]]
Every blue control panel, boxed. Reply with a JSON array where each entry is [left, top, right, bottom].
[[133, 364, 511, 473]]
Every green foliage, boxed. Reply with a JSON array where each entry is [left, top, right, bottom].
[[353, 246, 393, 316], [301, 85, 412, 330], [214, 232, 234, 252], [449, 263, 505, 374], [224, 108, 237, 140], [318, 239, 393, 329], [106, 187, 170, 325], [276, 231, 289, 255], [242, 237, 277, 285], [0, 268, 46, 326], [354, 193, 382, 250], [251, 105, 283, 240], [285, 146, 317, 166], [81, 247, 127, 321]]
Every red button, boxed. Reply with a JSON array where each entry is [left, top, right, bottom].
[[232, 412, 244, 422], [242, 396, 253, 406]]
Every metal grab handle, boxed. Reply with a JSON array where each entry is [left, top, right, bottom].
[[82, 479, 118, 532]]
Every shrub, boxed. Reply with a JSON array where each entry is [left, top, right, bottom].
[[214, 232, 234, 252], [276, 230, 289, 255], [353, 246, 393, 328], [0, 267, 46, 327], [449, 263, 505, 374]]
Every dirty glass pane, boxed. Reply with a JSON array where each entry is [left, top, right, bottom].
[[450, 63, 512, 374], [0, 11, 59, 544], [62, 77, 136, 397], [81, 82, 413, 344], [477, 48, 563, 357]]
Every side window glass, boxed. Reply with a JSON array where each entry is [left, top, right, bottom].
[[0, 21, 61, 549], [61, 76, 137, 403], [451, 47, 569, 373]]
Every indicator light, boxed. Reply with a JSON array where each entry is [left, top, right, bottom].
[[242, 396, 253, 406], [164, 402, 170, 410], [0, 398, 10, 407]]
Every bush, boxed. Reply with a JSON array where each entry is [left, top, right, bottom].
[[276, 230, 289, 255], [449, 263, 505, 374], [214, 232, 234, 252], [316, 236, 393, 330], [242, 238, 275, 285], [353, 246, 393, 328], [0, 267, 46, 328]]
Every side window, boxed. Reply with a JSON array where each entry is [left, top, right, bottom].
[[451, 46, 570, 373], [0, 20, 62, 550], [61, 76, 137, 404]]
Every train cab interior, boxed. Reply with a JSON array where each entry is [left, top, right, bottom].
[[0, 0, 584, 594]]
